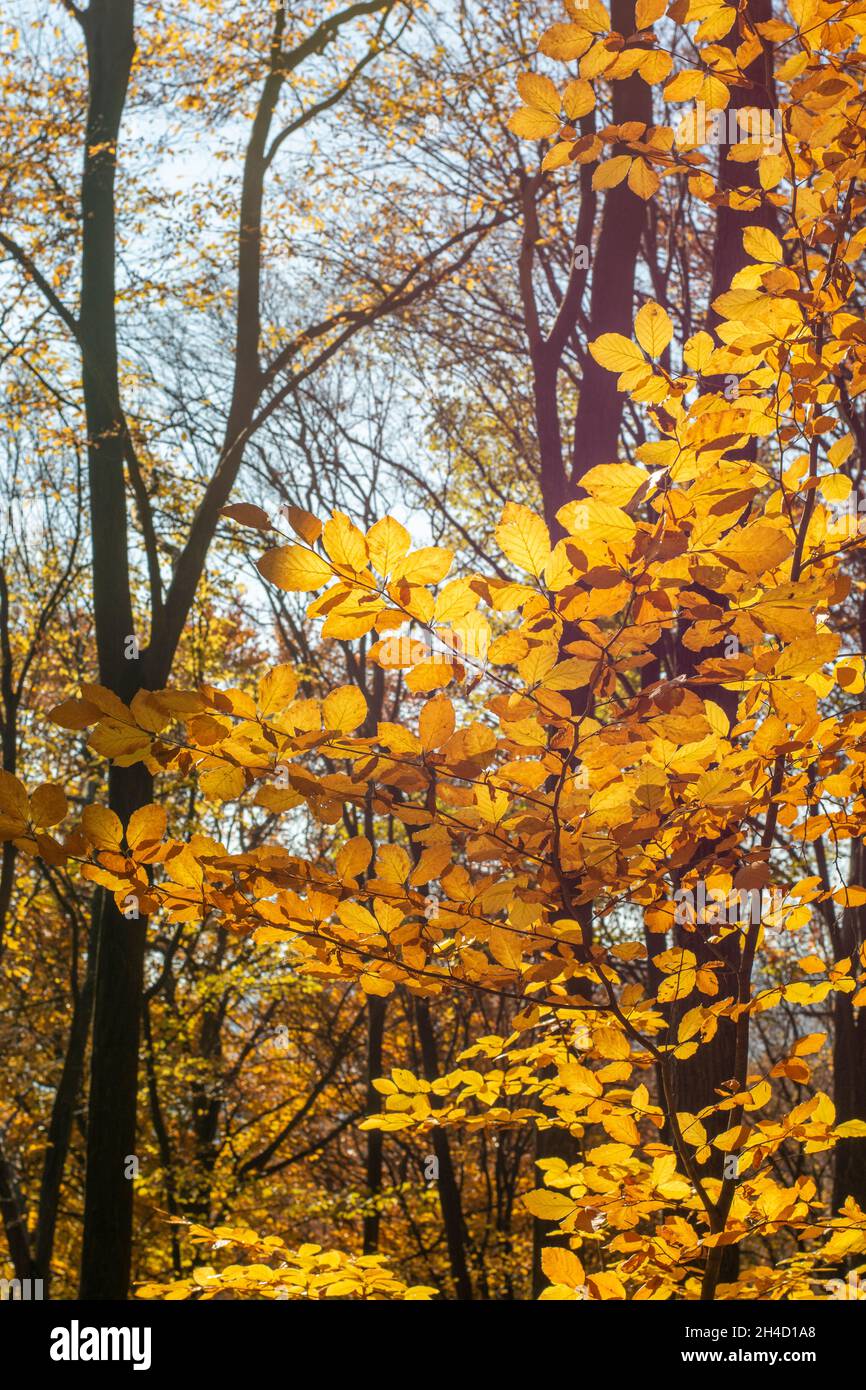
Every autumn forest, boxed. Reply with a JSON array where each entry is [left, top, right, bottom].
[[2, 0, 866, 1322]]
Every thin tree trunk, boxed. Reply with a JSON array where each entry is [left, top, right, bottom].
[[415, 999, 473, 1299], [833, 840, 866, 1213], [668, 2, 777, 1289], [34, 900, 98, 1292], [77, 3, 145, 1299], [568, 0, 652, 490], [0, 1134, 34, 1281], [362, 996, 387, 1254]]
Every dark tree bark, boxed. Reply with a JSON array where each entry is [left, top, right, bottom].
[[568, 0, 652, 495], [668, 4, 777, 1289], [362, 996, 387, 1254], [705, 0, 776, 340], [415, 999, 473, 1299], [75, 0, 403, 1298], [75, 1, 148, 1301], [34, 906, 97, 1292], [832, 840, 866, 1213], [0, 1134, 34, 1282], [520, 3, 651, 1285]]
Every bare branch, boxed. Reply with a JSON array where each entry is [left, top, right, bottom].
[[0, 232, 80, 342]]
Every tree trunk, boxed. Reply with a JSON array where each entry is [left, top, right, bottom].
[[34, 901, 98, 1293], [362, 996, 387, 1253], [76, 0, 147, 1301], [569, 0, 652, 488], [833, 841, 866, 1213], [415, 999, 473, 1299]]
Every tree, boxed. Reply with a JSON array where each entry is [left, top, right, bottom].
[[4, 0, 866, 1304], [0, 0, 516, 1298]]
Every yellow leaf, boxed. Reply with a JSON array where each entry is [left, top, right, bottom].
[[286, 506, 323, 544], [541, 1247, 585, 1287], [638, 49, 672, 83], [542, 142, 575, 172], [392, 1067, 423, 1092], [489, 926, 523, 971], [717, 525, 793, 577], [581, 462, 648, 506], [323, 685, 368, 732], [593, 1026, 630, 1060], [676, 1111, 708, 1147], [48, 697, 101, 730], [322, 512, 368, 571], [587, 1270, 625, 1299], [523, 1190, 576, 1220], [562, 78, 595, 120], [360, 974, 394, 997], [634, 300, 672, 358], [557, 497, 636, 547], [255, 785, 300, 814], [663, 69, 704, 102], [395, 547, 453, 585], [257, 545, 332, 592], [433, 578, 477, 624], [30, 783, 67, 829], [835, 1120, 866, 1138], [683, 330, 715, 372], [257, 664, 298, 716], [0, 772, 28, 826], [703, 700, 730, 736], [588, 333, 645, 373], [699, 74, 730, 110], [565, 0, 610, 32], [405, 660, 453, 693], [558, 1062, 603, 1098], [82, 804, 123, 851], [200, 765, 246, 801], [81, 683, 131, 722], [743, 224, 783, 264], [336, 835, 373, 880], [697, 5, 736, 39], [517, 73, 560, 115], [495, 503, 551, 577], [627, 156, 660, 199], [337, 901, 380, 938], [797, 954, 825, 974], [635, 0, 666, 25], [130, 690, 173, 734], [758, 153, 786, 190], [653, 947, 697, 974], [539, 23, 594, 60], [592, 155, 632, 190], [367, 516, 411, 576], [773, 630, 838, 679], [220, 502, 272, 530], [88, 720, 152, 761], [602, 1112, 640, 1144], [410, 843, 452, 885], [127, 803, 167, 850], [509, 108, 560, 139], [658, 968, 696, 1002], [834, 886, 866, 907], [419, 694, 455, 752]]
